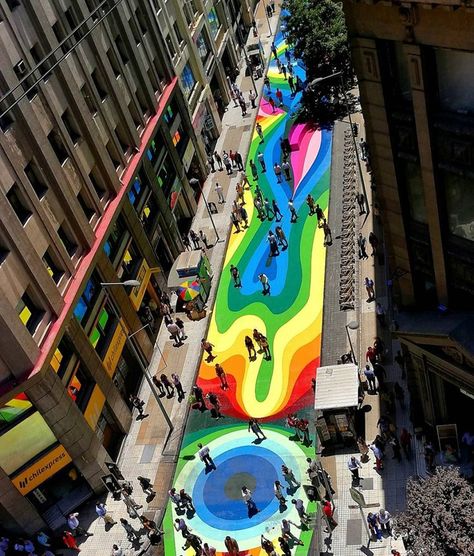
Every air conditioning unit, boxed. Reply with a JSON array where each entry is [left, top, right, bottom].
[[16, 60, 26, 75]]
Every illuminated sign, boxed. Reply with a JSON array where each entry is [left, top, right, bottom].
[[102, 318, 128, 377], [129, 260, 150, 310], [84, 385, 106, 429]]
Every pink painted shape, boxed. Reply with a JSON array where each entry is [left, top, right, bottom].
[[290, 126, 321, 193], [23, 78, 179, 385]]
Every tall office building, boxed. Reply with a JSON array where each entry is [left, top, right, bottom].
[[0, 0, 250, 534], [343, 0, 474, 445]]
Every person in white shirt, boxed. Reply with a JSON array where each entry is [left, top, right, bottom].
[[258, 273, 270, 295], [111, 544, 123, 556], [281, 519, 304, 546], [347, 456, 362, 483], [197, 443, 215, 469], [377, 508, 392, 534], [274, 480, 286, 505]]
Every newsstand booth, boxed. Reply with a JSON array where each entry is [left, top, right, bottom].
[[314, 364, 360, 447]]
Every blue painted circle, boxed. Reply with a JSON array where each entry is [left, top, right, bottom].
[[192, 445, 286, 531]]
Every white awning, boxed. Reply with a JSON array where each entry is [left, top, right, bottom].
[[314, 364, 359, 410]]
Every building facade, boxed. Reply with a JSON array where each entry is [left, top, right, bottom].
[[343, 0, 474, 447], [0, 0, 249, 534]]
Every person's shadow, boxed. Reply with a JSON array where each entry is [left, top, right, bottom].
[[252, 437, 264, 445], [248, 505, 259, 518]]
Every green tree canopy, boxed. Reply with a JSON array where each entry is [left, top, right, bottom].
[[282, 0, 355, 126]]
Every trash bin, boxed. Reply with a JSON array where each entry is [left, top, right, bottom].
[[208, 201, 218, 214]]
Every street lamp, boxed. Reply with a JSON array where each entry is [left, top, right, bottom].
[[345, 320, 359, 366], [100, 281, 174, 437], [189, 178, 221, 243], [308, 71, 369, 216]]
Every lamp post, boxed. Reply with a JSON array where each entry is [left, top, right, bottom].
[[345, 320, 359, 366], [261, 0, 273, 36], [243, 47, 258, 96], [189, 178, 221, 243], [307, 72, 369, 216], [100, 281, 174, 436]]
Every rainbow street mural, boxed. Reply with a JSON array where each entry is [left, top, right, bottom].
[[164, 20, 332, 555]]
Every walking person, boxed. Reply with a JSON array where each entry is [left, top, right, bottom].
[[62, 531, 81, 551], [175, 317, 187, 340], [223, 153, 232, 175], [235, 151, 244, 171], [367, 513, 383, 542], [264, 75, 271, 93], [230, 264, 241, 287], [207, 391, 222, 419], [249, 90, 256, 108], [264, 197, 274, 220], [253, 328, 264, 351], [168, 487, 182, 509], [282, 160, 291, 180], [370, 441, 384, 471], [271, 42, 277, 58], [282, 464, 300, 489], [120, 518, 139, 541], [258, 273, 270, 295], [377, 509, 392, 535], [272, 199, 283, 221], [159, 373, 174, 398], [189, 229, 200, 249], [239, 98, 247, 116], [199, 230, 209, 249], [215, 363, 228, 389], [276, 226, 288, 248], [400, 428, 412, 459], [285, 48, 291, 64], [365, 277, 375, 301], [257, 151, 266, 172], [281, 64, 287, 80], [192, 384, 207, 411], [231, 210, 241, 233], [129, 394, 146, 417], [268, 96, 276, 113], [364, 365, 376, 392], [357, 191, 366, 214], [368, 231, 379, 257], [281, 519, 304, 545], [241, 486, 258, 515], [179, 489, 195, 512], [224, 536, 240, 555], [256, 122, 264, 142], [276, 88, 283, 106], [357, 436, 370, 463], [323, 221, 332, 245], [240, 204, 249, 227], [198, 443, 215, 469], [260, 335, 271, 359], [306, 194, 315, 215], [214, 151, 223, 170], [274, 162, 282, 183], [137, 476, 156, 496], [347, 456, 362, 484], [182, 233, 192, 251], [245, 335, 257, 360], [268, 230, 280, 256], [288, 198, 298, 222], [358, 233, 368, 259], [215, 182, 225, 204], [288, 74, 295, 94], [279, 536, 292, 556], [248, 417, 266, 440], [201, 338, 216, 362], [315, 204, 325, 226], [274, 480, 286, 505], [208, 154, 216, 173], [249, 159, 258, 181], [292, 498, 309, 523], [95, 502, 116, 526], [373, 361, 387, 388], [323, 500, 338, 529], [174, 517, 191, 538], [171, 373, 185, 401], [390, 435, 402, 462]]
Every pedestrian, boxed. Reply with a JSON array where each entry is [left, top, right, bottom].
[[279, 536, 291, 556], [395, 350, 406, 379], [367, 512, 383, 541], [288, 198, 298, 222], [202, 543, 217, 556], [208, 154, 216, 173], [249, 90, 256, 108], [357, 191, 366, 214], [215, 363, 228, 389], [281, 64, 287, 80], [282, 160, 291, 180], [282, 464, 300, 488], [179, 489, 195, 512], [224, 536, 240, 555], [366, 345, 377, 366], [288, 74, 295, 94], [257, 151, 266, 172], [231, 211, 241, 233], [223, 153, 232, 175], [274, 162, 282, 182], [260, 335, 271, 359], [369, 442, 384, 471], [120, 518, 138, 541], [347, 456, 362, 483], [239, 98, 247, 116], [198, 230, 209, 249], [95, 502, 116, 526], [269, 96, 276, 113], [322, 500, 338, 529], [168, 487, 182, 508], [373, 362, 387, 388], [268, 230, 280, 256], [276, 58, 282, 73], [256, 122, 264, 142], [258, 273, 270, 295], [207, 391, 222, 419], [230, 264, 241, 287], [323, 221, 332, 245], [285, 48, 291, 63], [240, 204, 249, 227], [364, 365, 376, 392], [281, 519, 304, 546], [201, 338, 216, 361], [197, 442, 215, 469], [235, 150, 244, 171], [376, 302, 386, 327], [275, 226, 288, 248], [167, 320, 182, 347], [263, 197, 273, 220], [298, 417, 311, 445], [368, 231, 379, 256], [358, 233, 368, 259], [272, 199, 283, 221], [182, 233, 191, 250], [254, 197, 265, 220], [390, 435, 402, 462], [173, 317, 186, 341], [274, 480, 286, 505], [214, 150, 222, 170], [357, 436, 370, 463], [129, 394, 146, 416], [291, 498, 309, 522], [364, 276, 375, 301], [62, 531, 80, 551], [189, 229, 200, 249], [137, 476, 155, 496], [271, 42, 277, 58], [214, 183, 225, 204], [245, 335, 256, 359], [288, 62, 294, 76], [172, 373, 185, 400], [174, 517, 191, 538], [263, 76, 271, 93], [280, 136, 290, 156], [248, 417, 266, 440], [192, 384, 207, 411], [183, 534, 203, 553], [315, 204, 325, 226], [400, 427, 412, 459], [112, 543, 123, 556], [249, 159, 259, 182], [424, 441, 436, 472], [122, 492, 142, 517], [276, 88, 283, 106]]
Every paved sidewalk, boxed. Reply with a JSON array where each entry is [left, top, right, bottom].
[[319, 115, 414, 556], [76, 4, 283, 556]]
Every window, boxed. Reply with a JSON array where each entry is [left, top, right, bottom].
[[85, 0, 99, 22], [6, 0, 20, 10], [61, 109, 81, 144], [91, 69, 108, 102], [135, 8, 148, 35], [165, 35, 176, 59], [25, 160, 48, 198], [58, 225, 77, 256], [115, 37, 130, 65], [128, 175, 145, 208], [208, 8, 221, 39], [89, 305, 116, 356], [0, 393, 32, 433], [107, 48, 121, 78], [73, 272, 100, 324], [67, 365, 95, 412], [30, 43, 53, 80], [130, 16, 142, 46], [81, 83, 98, 115], [50, 336, 74, 378], [42, 248, 64, 284], [7, 184, 31, 225], [48, 129, 69, 165], [104, 215, 129, 261], [398, 159, 426, 224], [115, 124, 131, 156], [78, 189, 95, 221], [146, 133, 166, 168], [106, 141, 121, 170], [0, 108, 14, 132], [14, 60, 38, 101], [180, 63, 196, 97], [436, 48, 474, 114], [441, 170, 474, 242], [196, 32, 211, 66], [140, 194, 158, 233], [88, 167, 106, 199], [16, 290, 44, 334], [173, 22, 184, 45], [0, 234, 9, 265], [120, 240, 142, 282], [156, 156, 175, 198], [52, 21, 69, 56]]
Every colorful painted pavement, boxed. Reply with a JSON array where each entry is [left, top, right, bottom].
[[164, 23, 332, 556]]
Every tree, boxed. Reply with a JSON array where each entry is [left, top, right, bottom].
[[394, 467, 474, 555], [282, 0, 355, 126]]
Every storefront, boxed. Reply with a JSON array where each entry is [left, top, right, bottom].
[[314, 364, 361, 447]]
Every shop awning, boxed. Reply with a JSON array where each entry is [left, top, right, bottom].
[[167, 251, 203, 289], [314, 364, 359, 410]]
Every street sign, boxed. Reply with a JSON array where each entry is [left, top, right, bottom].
[[349, 487, 367, 507]]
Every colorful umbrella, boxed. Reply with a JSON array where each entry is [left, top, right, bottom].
[[177, 280, 200, 301]]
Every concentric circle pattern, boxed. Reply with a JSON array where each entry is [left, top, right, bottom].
[[164, 14, 331, 555]]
